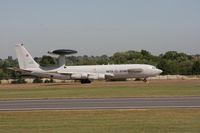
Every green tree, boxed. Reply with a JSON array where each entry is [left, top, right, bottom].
[[192, 60, 200, 75], [39, 56, 56, 67], [157, 60, 179, 75], [111, 52, 128, 64]]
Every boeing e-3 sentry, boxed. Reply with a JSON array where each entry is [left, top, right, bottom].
[[14, 44, 162, 84]]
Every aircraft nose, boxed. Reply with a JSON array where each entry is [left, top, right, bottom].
[[157, 69, 163, 74]]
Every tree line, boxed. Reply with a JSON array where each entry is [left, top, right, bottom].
[[0, 50, 200, 79]]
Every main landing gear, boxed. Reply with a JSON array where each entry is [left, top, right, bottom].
[[80, 79, 92, 84], [143, 78, 149, 83]]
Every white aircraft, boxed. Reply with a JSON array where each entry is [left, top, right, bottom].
[[13, 44, 162, 84]]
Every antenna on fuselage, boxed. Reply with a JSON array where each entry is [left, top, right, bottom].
[[48, 49, 77, 66]]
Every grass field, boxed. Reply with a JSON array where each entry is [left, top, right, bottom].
[[0, 80, 199, 100], [0, 109, 200, 133]]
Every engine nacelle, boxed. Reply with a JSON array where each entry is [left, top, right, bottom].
[[71, 73, 112, 80], [71, 73, 88, 79], [88, 74, 105, 80], [98, 74, 106, 80]]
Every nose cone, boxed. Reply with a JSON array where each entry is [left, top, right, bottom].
[[156, 69, 163, 75]]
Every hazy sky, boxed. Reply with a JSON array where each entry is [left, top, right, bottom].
[[0, 0, 200, 58]]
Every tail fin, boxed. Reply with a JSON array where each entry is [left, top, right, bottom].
[[15, 44, 39, 69]]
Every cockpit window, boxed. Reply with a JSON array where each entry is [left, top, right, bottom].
[[152, 66, 156, 69]]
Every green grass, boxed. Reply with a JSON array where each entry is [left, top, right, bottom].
[[0, 109, 200, 133], [0, 80, 200, 100], [0, 81, 200, 133]]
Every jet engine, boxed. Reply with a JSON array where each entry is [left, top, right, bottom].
[[88, 74, 105, 80], [71, 73, 88, 79]]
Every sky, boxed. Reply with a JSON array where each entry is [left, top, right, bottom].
[[0, 0, 200, 58]]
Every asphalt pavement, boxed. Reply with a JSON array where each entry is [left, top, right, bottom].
[[0, 96, 200, 111]]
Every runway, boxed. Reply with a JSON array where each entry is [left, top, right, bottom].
[[0, 97, 200, 111]]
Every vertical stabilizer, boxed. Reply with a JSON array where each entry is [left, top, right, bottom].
[[15, 44, 39, 69]]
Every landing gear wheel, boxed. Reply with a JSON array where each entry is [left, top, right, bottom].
[[80, 79, 91, 84], [143, 78, 148, 83]]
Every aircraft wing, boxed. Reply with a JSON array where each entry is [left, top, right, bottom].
[[56, 70, 114, 80], [7, 67, 32, 73]]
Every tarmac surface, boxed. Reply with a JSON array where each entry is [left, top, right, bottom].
[[0, 96, 200, 111]]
